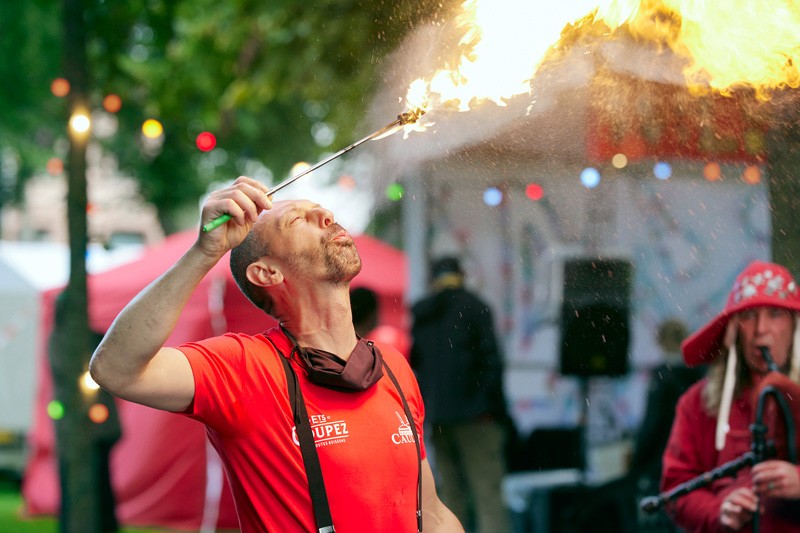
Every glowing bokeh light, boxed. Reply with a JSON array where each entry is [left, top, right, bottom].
[[47, 401, 65, 420], [580, 167, 601, 189], [386, 183, 404, 201], [525, 183, 544, 201], [290, 162, 311, 176], [653, 161, 673, 180], [483, 187, 503, 206], [51, 78, 70, 97], [89, 404, 109, 424], [611, 153, 628, 169], [142, 119, 164, 139], [742, 165, 762, 185], [69, 113, 91, 135], [46, 158, 63, 176], [338, 175, 356, 190], [102, 94, 122, 113], [704, 162, 722, 181], [196, 131, 217, 152], [82, 371, 100, 391]]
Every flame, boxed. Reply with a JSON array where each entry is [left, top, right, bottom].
[[404, 0, 606, 113], [651, 0, 800, 94], [404, 0, 800, 116]]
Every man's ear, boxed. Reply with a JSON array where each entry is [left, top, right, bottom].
[[246, 259, 283, 288]]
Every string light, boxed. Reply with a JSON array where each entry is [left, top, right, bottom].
[[69, 112, 91, 135], [81, 371, 100, 392], [338, 175, 356, 190], [47, 401, 65, 420], [386, 183, 404, 201], [89, 404, 109, 424], [290, 162, 311, 176], [580, 167, 601, 189], [525, 183, 544, 201], [742, 165, 761, 185], [653, 162, 673, 180], [483, 186, 503, 206], [142, 119, 163, 139], [51, 78, 70, 97], [102, 94, 122, 113], [46, 158, 64, 176], [704, 162, 722, 181], [196, 132, 217, 152]]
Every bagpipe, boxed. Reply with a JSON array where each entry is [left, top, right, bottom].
[[639, 347, 799, 532]]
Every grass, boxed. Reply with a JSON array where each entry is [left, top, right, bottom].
[[0, 481, 53, 533], [0, 478, 184, 533]]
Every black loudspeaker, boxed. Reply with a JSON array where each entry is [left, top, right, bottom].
[[560, 258, 632, 377]]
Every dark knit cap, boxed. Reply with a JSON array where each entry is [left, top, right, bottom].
[[430, 257, 463, 279]]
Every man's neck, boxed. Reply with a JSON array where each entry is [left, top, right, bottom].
[[278, 287, 358, 359]]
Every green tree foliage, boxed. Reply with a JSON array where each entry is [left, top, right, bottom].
[[2, 0, 449, 231], [0, 1, 63, 201]]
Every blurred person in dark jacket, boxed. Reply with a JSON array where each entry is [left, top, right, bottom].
[[350, 286, 412, 360], [630, 318, 704, 531], [411, 256, 510, 533], [632, 318, 705, 483]]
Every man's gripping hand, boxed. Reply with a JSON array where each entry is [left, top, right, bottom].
[[198, 176, 272, 257]]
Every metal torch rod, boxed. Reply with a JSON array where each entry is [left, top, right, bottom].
[[202, 108, 425, 232]]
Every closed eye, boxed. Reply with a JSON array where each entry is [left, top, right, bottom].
[[282, 213, 302, 227]]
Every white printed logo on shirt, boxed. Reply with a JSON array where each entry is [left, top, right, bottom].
[[292, 413, 349, 448], [290, 411, 415, 448], [391, 411, 416, 445]]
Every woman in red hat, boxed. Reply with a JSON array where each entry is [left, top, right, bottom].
[[661, 260, 800, 532]]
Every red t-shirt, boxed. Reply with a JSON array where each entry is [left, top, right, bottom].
[[178, 328, 426, 533]]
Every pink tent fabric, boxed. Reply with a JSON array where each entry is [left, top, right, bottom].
[[22, 230, 408, 530]]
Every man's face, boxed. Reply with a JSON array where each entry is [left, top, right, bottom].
[[257, 199, 361, 283], [737, 306, 795, 374]]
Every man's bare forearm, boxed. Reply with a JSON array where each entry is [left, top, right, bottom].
[[89, 244, 221, 396], [90, 177, 271, 409]]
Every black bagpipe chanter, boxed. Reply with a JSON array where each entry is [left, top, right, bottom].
[[640, 347, 799, 532]]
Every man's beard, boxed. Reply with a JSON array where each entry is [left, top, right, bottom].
[[281, 224, 362, 283], [320, 225, 362, 282]]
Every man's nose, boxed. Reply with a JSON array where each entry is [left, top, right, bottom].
[[311, 207, 334, 227]]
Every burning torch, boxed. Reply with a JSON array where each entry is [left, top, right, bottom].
[[202, 107, 426, 233]]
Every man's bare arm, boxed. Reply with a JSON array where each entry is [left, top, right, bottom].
[[90, 246, 222, 411], [421, 458, 464, 532], [89, 177, 272, 412]]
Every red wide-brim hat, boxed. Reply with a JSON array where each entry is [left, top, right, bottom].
[[682, 260, 800, 366]]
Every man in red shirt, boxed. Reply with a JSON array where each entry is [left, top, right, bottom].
[[90, 177, 462, 532], [661, 260, 800, 532]]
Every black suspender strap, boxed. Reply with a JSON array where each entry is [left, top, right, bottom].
[[381, 360, 423, 533], [267, 334, 422, 533], [277, 353, 335, 533]]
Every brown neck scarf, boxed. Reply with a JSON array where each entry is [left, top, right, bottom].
[[281, 326, 384, 392]]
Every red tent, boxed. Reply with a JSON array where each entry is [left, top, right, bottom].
[[23, 230, 408, 530]]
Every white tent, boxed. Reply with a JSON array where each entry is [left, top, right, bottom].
[[0, 256, 40, 434], [0, 241, 141, 473]]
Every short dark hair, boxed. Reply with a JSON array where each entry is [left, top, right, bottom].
[[230, 231, 274, 314]]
